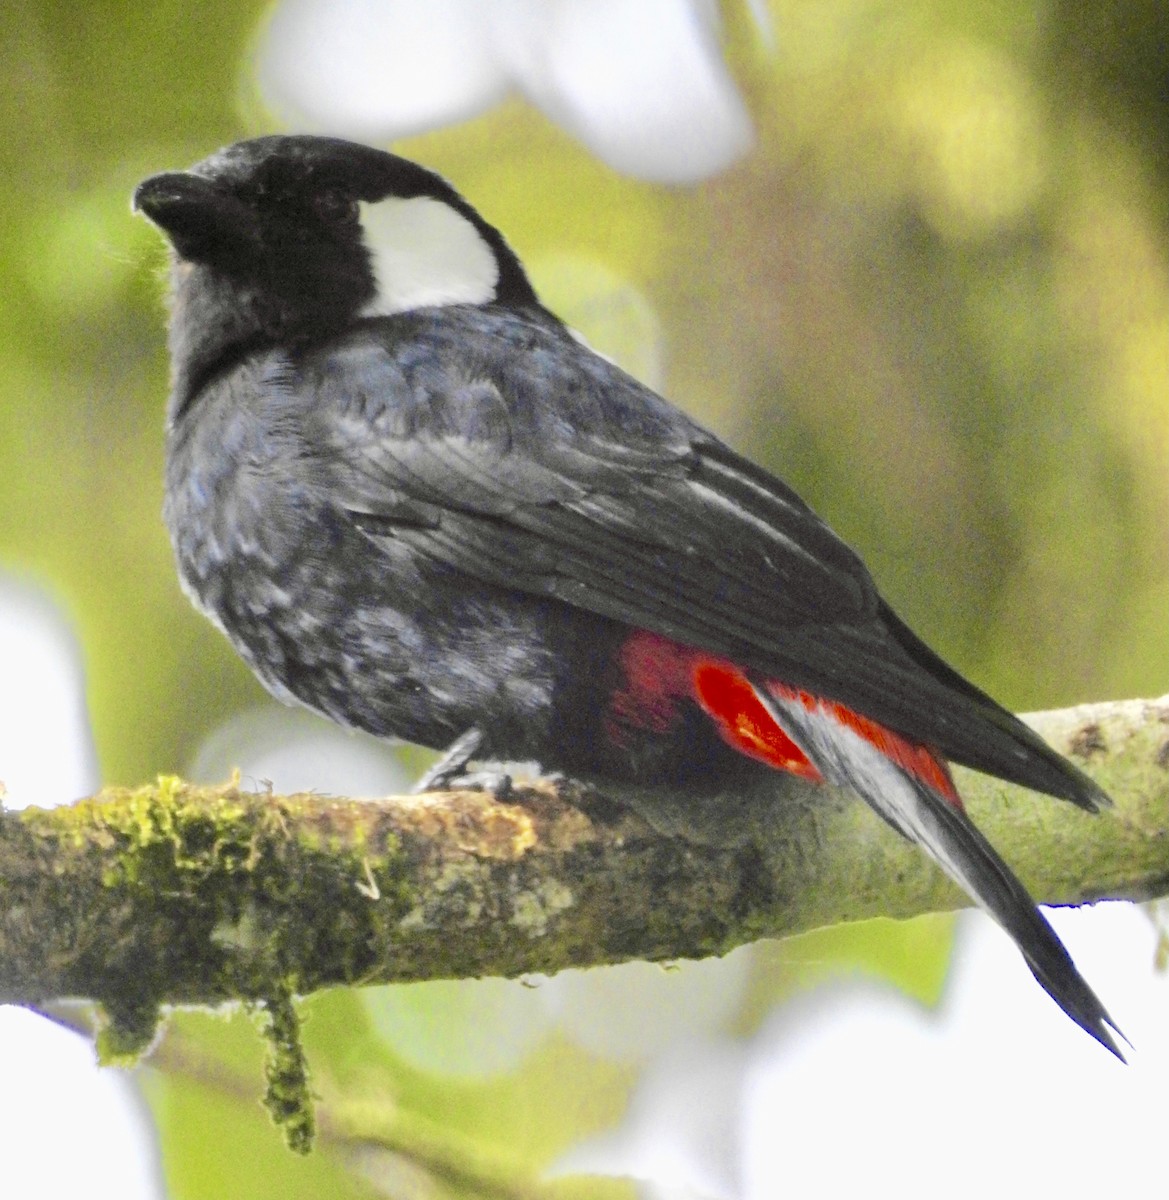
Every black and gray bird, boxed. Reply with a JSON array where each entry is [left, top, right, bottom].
[[134, 134, 1121, 1056]]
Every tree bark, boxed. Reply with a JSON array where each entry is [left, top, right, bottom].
[[0, 696, 1165, 1038]]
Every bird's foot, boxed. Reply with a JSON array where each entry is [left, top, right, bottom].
[[412, 729, 513, 799], [439, 768, 515, 799]]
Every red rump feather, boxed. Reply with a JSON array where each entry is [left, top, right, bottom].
[[608, 628, 959, 805], [692, 661, 821, 779]]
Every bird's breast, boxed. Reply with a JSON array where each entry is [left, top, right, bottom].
[[163, 369, 563, 752]]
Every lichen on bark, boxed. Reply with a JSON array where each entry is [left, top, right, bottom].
[[0, 696, 1165, 1148]]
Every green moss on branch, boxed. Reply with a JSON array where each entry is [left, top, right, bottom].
[[0, 696, 1165, 1145]]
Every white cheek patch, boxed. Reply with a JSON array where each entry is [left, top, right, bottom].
[[358, 195, 500, 316]]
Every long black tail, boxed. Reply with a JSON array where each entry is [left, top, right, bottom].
[[761, 685, 1125, 1059]]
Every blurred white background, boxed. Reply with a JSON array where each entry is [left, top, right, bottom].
[[2, 582, 1162, 1199]]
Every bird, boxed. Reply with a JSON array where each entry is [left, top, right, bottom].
[[134, 134, 1122, 1058]]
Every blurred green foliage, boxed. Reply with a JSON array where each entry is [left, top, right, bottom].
[[1, 0, 1165, 1194], [0, 0, 1163, 785], [2, 2, 1161, 787]]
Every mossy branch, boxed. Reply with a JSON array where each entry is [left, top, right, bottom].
[[0, 697, 1166, 1019]]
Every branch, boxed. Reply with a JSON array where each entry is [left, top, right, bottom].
[[1, 698, 1166, 1022]]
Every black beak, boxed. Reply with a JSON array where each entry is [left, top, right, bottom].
[[133, 171, 259, 263]]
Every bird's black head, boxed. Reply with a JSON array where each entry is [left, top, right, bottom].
[[134, 135, 540, 408]]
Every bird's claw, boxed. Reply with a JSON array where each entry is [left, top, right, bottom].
[[432, 768, 514, 799], [412, 728, 514, 798]]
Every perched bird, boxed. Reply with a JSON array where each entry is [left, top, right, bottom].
[[135, 135, 1121, 1056]]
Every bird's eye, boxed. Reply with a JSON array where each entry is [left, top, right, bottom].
[[313, 189, 359, 225]]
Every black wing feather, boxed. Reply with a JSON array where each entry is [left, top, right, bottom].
[[308, 307, 1105, 810]]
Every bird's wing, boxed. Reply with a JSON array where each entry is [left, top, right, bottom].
[[299, 309, 1103, 807]]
